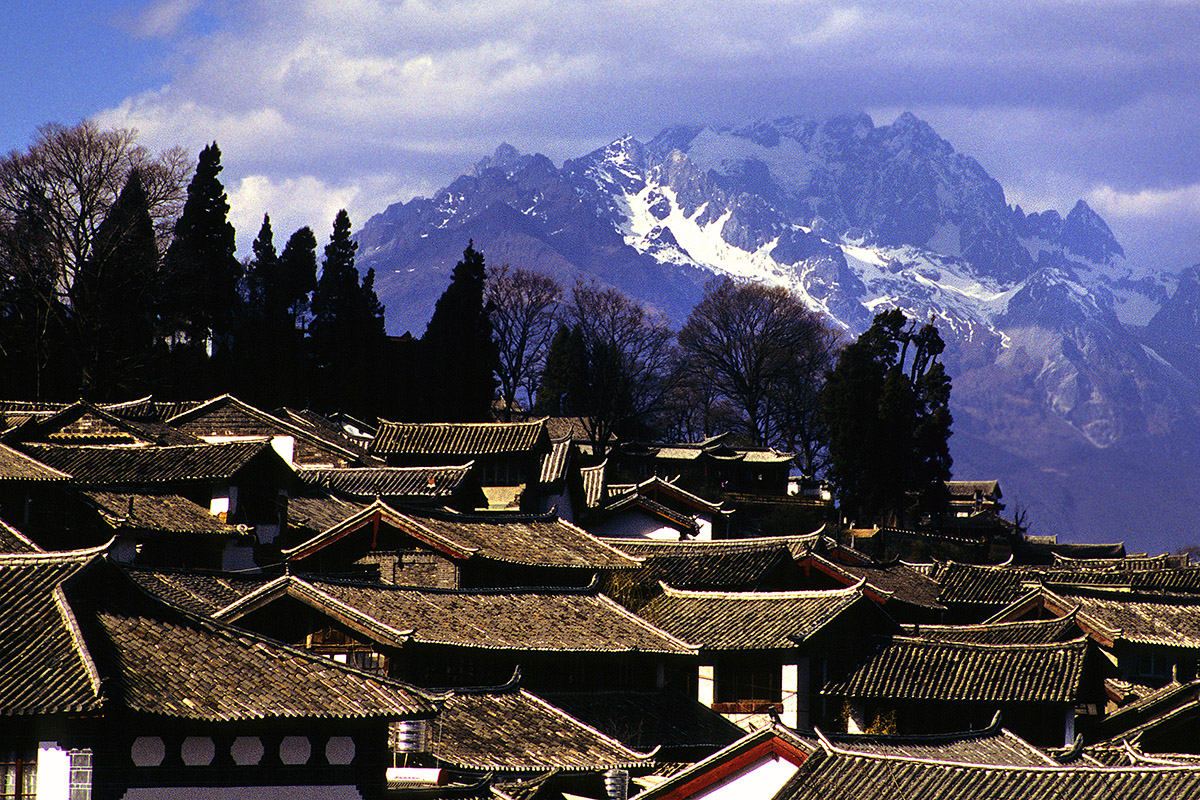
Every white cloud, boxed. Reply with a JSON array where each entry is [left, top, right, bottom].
[[126, 0, 199, 38], [1087, 183, 1200, 220], [85, 0, 1200, 269], [227, 173, 433, 256]]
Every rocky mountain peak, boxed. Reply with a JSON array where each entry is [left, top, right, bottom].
[[1061, 199, 1125, 264], [473, 143, 533, 177]]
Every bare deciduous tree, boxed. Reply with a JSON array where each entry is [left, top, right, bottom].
[[0, 121, 189, 289], [540, 282, 678, 455], [678, 278, 839, 458], [486, 264, 562, 420]]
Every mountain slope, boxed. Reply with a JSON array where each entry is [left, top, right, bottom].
[[355, 113, 1199, 553]]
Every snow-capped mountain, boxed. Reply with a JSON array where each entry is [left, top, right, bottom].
[[356, 112, 1200, 553]]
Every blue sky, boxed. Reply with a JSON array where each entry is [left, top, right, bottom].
[[5, 0, 1199, 271]]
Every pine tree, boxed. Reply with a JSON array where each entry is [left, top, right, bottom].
[[822, 309, 953, 527], [243, 214, 278, 315], [72, 169, 163, 400], [0, 186, 76, 399], [308, 210, 386, 416], [162, 142, 241, 393], [276, 226, 318, 329], [418, 242, 498, 421]]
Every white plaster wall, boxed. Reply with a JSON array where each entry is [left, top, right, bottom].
[[698, 665, 715, 707], [690, 757, 800, 800], [590, 513, 681, 540], [781, 663, 798, 729], [35, 743, 69, 800], [271, 436, 295, 466]]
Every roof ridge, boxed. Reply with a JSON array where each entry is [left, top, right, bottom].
[[379, 418, 547, 428], [596, 593, 698, 652], [820, 741, 1200, 773], [893, 633, 1090, 650], [518, 688, 660, 762], [307, 572, 603, 596], [54, 584, 103, 703], [659, 580, 864, 600], [0, 540, 114, 566]]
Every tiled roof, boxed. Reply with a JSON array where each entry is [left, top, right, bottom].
[[822, 636, 1089, 703], [946, 480, 1002, 498], [6, 401, 200, 446], [299, 464, 473, 499], [1052, 553, 1185, 571], [607, 539, 794, 591], [286, 502, 641, 570], [80, 489, 244, 536], [538, 438, 572, 485], [0, 400, 67, 413], [286, 492, 365, 539], [0, 519, 41, 553], [371, 419, 548, 456], [938, 562, 1200, 614], [629, 476, 725, 514], [0, 442, 71, 481], [598, 493, 701, 536], [220, 576, 695, 654], [1054, 588, 1200, 648], [607, 532, 820, 561], [70, 561, 441, 722], [809, 719, 1057, 766], [903, 615, 1082, 646], [773, 742, 1200, 800], [279, 407, 378, 456], [120, 565, 271, 615], [430, 685, 655, 772], [0, 548, 105, 715], [1092, 679, 1200, 744], [167, 394, 373, 466], [638, 584, 865, 650], [936, 562, 1034, 608], [637, 437, 795, 465], [580, 460, 607, 509], [542, 688, 746, 755], [805, 550, 945, 611], [20, 440, 273, 484], [634, 724, 816, 800]]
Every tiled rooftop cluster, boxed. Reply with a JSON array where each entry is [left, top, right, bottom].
[[4, 394, 1200, 798]]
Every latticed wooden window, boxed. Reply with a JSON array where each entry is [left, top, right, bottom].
[[68, 749, 92, 800], [0, 752, 36, 800]]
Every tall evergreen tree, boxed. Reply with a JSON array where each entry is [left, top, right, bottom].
[[72, 169, 162, 400], [243, 214, 279, 314], [308, 210, 386, 416], [0, 185, 76, 399], [162, 142, 241, 394], [822, 309, 953, 527], [418, 242, 498, 421], [276, 225, 319, 329]]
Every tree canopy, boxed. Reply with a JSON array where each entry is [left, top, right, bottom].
[[678, 278, 838, 460], [308, 209, 386, 417], [419, 242, 499, 421], [535, 282, 677, 453], [486, 263, 561, 421], [822, 308, 953, 527]]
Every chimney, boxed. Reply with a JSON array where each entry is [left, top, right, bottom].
[[604, 768, 629, 800]]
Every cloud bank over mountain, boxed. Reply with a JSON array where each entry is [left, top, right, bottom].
[[65, 0, 1200, 271]]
